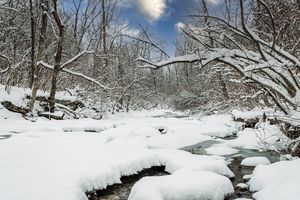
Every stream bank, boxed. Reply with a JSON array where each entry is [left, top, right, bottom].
[[87, 166, 168, 200]]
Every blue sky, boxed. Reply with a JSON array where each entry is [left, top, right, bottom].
[[119, 0, 222, 55]]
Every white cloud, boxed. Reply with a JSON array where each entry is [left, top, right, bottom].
[[114, 22, 140, 37], [175, 21, 186, 31], [135, 0, 168, 22], [121, 0, 170, 22]]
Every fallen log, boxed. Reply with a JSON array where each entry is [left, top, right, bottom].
[[38, 111, 64, 120], [1, 101, 28, 116], [25, 95, 84, 110]]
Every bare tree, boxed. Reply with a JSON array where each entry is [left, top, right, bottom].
[[28, 0, 49, 112], [137, 0, 300, 115]]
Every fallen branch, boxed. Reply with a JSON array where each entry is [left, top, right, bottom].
[[1, 101, 28, 116]]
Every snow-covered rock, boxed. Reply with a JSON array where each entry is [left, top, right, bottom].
[[236, 183, 248, 190], [243, 174, 252, 181], [163, 151, 234, 178], [128, 171, 234, 200], [249, 159, 300, 200], [241, 157, 271, 167]]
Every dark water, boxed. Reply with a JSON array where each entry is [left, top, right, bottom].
[[227, 156, 254, 199], [87, 166, 168, 200], [86, 110, 281, 200], [183, 140, 280, 199]]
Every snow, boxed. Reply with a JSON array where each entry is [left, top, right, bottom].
[[163, 151, 234, 178], [241, 157, 271, 167], [223, 123, 290, 151], [205, 145, 239, 156], [1, 106, 294, 200], [243, 174, 252, 181], [232, 108, 276, 120], [128, 171, 234, 200], [39, 111, 64, 118], [0, 110, 238, 200], [0, 105, 22, 119], [236, 183, 248, 189], [234, 198, 252, 200], [196, 114, 243, 137], [249, 159, 300, 200], [0, 84, 76, 107]]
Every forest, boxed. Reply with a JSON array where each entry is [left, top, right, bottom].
[[0, 0, 300, 200]]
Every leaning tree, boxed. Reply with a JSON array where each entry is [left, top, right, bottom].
[[137, 0, 300, 116]]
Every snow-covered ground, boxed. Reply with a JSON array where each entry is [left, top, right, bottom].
[[0, 84, 76, 108], [0, 109, 241, 200], [249, 159, 300, 200], [0, 107, 297, 200]]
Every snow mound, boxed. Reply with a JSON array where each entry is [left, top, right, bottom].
[[205, 145, 239, 156], [163, 152, 234, 178], [241, 157, 270, 167], [197, 115, 243, 137], [128, 171, 234, 200], [224, 123, 290, 151], [249, 159, 300, 200]]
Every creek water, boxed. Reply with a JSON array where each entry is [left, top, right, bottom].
[[87, 113, 280, 200]]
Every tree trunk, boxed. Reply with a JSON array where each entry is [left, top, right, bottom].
[[29, 0, 35, 88], [49, 0, 64, 113], [101, 0, 107, 53], [28, 0, 48, 112]]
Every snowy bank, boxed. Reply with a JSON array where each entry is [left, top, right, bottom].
[[249, 159, 300, 200], [0, 110, 239, 200]]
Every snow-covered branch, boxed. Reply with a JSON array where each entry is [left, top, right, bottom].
[[60, 50, 94, 69], [136, 54, 202, 69], [0, 6, 18, 12], [37, 60, 110, 90]]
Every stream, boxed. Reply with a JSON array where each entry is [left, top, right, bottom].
[[87, 113, 281, 200]]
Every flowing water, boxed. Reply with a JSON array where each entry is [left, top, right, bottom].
[[87, 112, 281, 200]]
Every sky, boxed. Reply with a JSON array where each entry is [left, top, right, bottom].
[[119, 0, 222, 55]]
